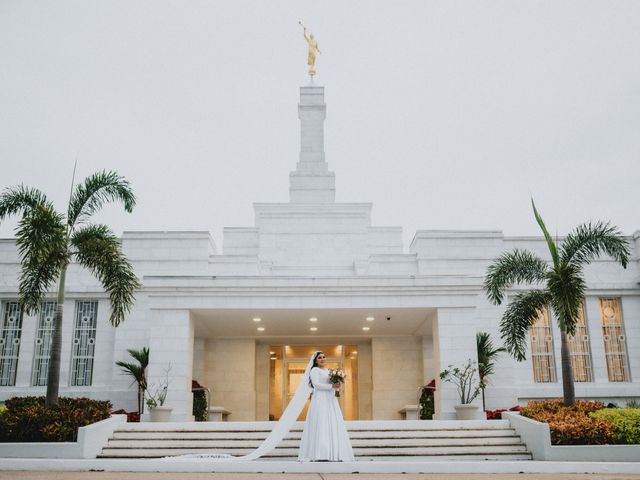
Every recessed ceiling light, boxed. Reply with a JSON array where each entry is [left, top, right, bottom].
[[309, 317, 318, 322], [257, 327, 265, 331], [362, 326, 370, 331], [310, 327, 318, 331], [366, 316, 375, 322], [270, 356, 276, 360], [352, 351, 358, 354], [269, 351, 275, 355], [253, 317, 262, 322]]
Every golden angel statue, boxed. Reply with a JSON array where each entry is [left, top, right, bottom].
[[299, 22, 321, 77]]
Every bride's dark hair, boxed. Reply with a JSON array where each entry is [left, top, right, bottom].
[[312, 351, 324, 368], [309, 351, 324, 388]]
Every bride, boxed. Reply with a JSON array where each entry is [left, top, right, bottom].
[[171, 350, 354, 462], [298, 351, 354, 461]]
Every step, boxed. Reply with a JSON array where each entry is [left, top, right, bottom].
[[354, 453, 533, 462], [112, 426, 516, 433], [99, 444, 529, 458], [98, 452, 532, 462], [110, 428, 518, 440], [111, 420, 513, 432], [105, 437, 522, 449], [99, 420, 532, 461], [98, 455, 534, 461], [98, 454, 534, 462]]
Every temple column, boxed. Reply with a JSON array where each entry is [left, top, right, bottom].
[[433, 307, 483, 419], [147, 309, 194, 421]]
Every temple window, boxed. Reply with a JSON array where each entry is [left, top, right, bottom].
[[0, 301, 23, 386], [70, 300, 98, 386], [530, 306, 557, 383], [600, 298, 630, 382]]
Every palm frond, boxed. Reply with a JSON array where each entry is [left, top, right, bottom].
[[476, 331, 505, 379], [531, 199, 560, 267], [115, 361, 144, 378], [548, 263, 586, 335], [67, 171, 136, 227], [500, 289, 552, 361], [71, 224, 140, 326], [560, 221, 630, 268], [484, 249, 549, 305], [0, 185, 54, 221], [14, 204, 67, 314], [115, 360, 144, 386], [127, 347, 149, 369]]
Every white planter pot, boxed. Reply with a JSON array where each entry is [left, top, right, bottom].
[[454, 403, 479, 420], [149, 406, 173, 422]]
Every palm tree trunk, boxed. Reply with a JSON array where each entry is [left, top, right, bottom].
[[560, 330, 575, 406], [46, 264, 67, 405], [140, 370, 146, 414]]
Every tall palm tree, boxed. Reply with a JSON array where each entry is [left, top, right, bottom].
[[116, 347, 149, 414], [476, 331, 505, 411], [0, 170, 140, 405], [484, 200, 630, 405]]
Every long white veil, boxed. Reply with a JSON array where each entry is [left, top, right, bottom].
[[166, 350, 319, 462]]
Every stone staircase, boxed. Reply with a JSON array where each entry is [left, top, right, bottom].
[[98, 420, 531, 461]]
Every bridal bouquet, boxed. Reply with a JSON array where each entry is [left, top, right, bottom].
[[328, 368, 346, 397]]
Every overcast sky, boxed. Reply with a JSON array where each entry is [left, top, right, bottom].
[[1, 1, 638, 250]]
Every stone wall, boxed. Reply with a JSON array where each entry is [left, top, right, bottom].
[[204, 338, 256, 421], [255, 343, 270, 420], [371, 337, 424, 419]]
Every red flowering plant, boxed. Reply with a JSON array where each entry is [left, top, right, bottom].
[[439, 359, 484, 405], [111, 409, 140, 423], [327, 368, 346, 397], [486, 406, 521, 420]]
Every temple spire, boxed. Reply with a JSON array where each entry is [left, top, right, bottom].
[[289, 85, 336, 203]]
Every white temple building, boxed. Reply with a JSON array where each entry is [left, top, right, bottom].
[[1, 84, 639, 422]]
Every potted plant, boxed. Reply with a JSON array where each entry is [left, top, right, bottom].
[[440, 359, 484, 420], [146, 364, 172, 422]]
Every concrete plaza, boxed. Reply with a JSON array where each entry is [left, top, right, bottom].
[[3, 473, 640, 480]]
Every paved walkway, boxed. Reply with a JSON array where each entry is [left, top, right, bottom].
[[3, 474, 640, 480], [0, 471, 640, 480], [3, 458, 640, 476]]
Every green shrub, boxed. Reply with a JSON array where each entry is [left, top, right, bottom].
[[521, 399, 613, 445], [0, 396, 111, 442], [419, 393, 435, 420], [193, 390, 208, 422], [590, 408, 640, 444]]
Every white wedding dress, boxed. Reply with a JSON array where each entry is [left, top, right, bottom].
[[166, 351, 355, 462], [298, 367, 355, 462]]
